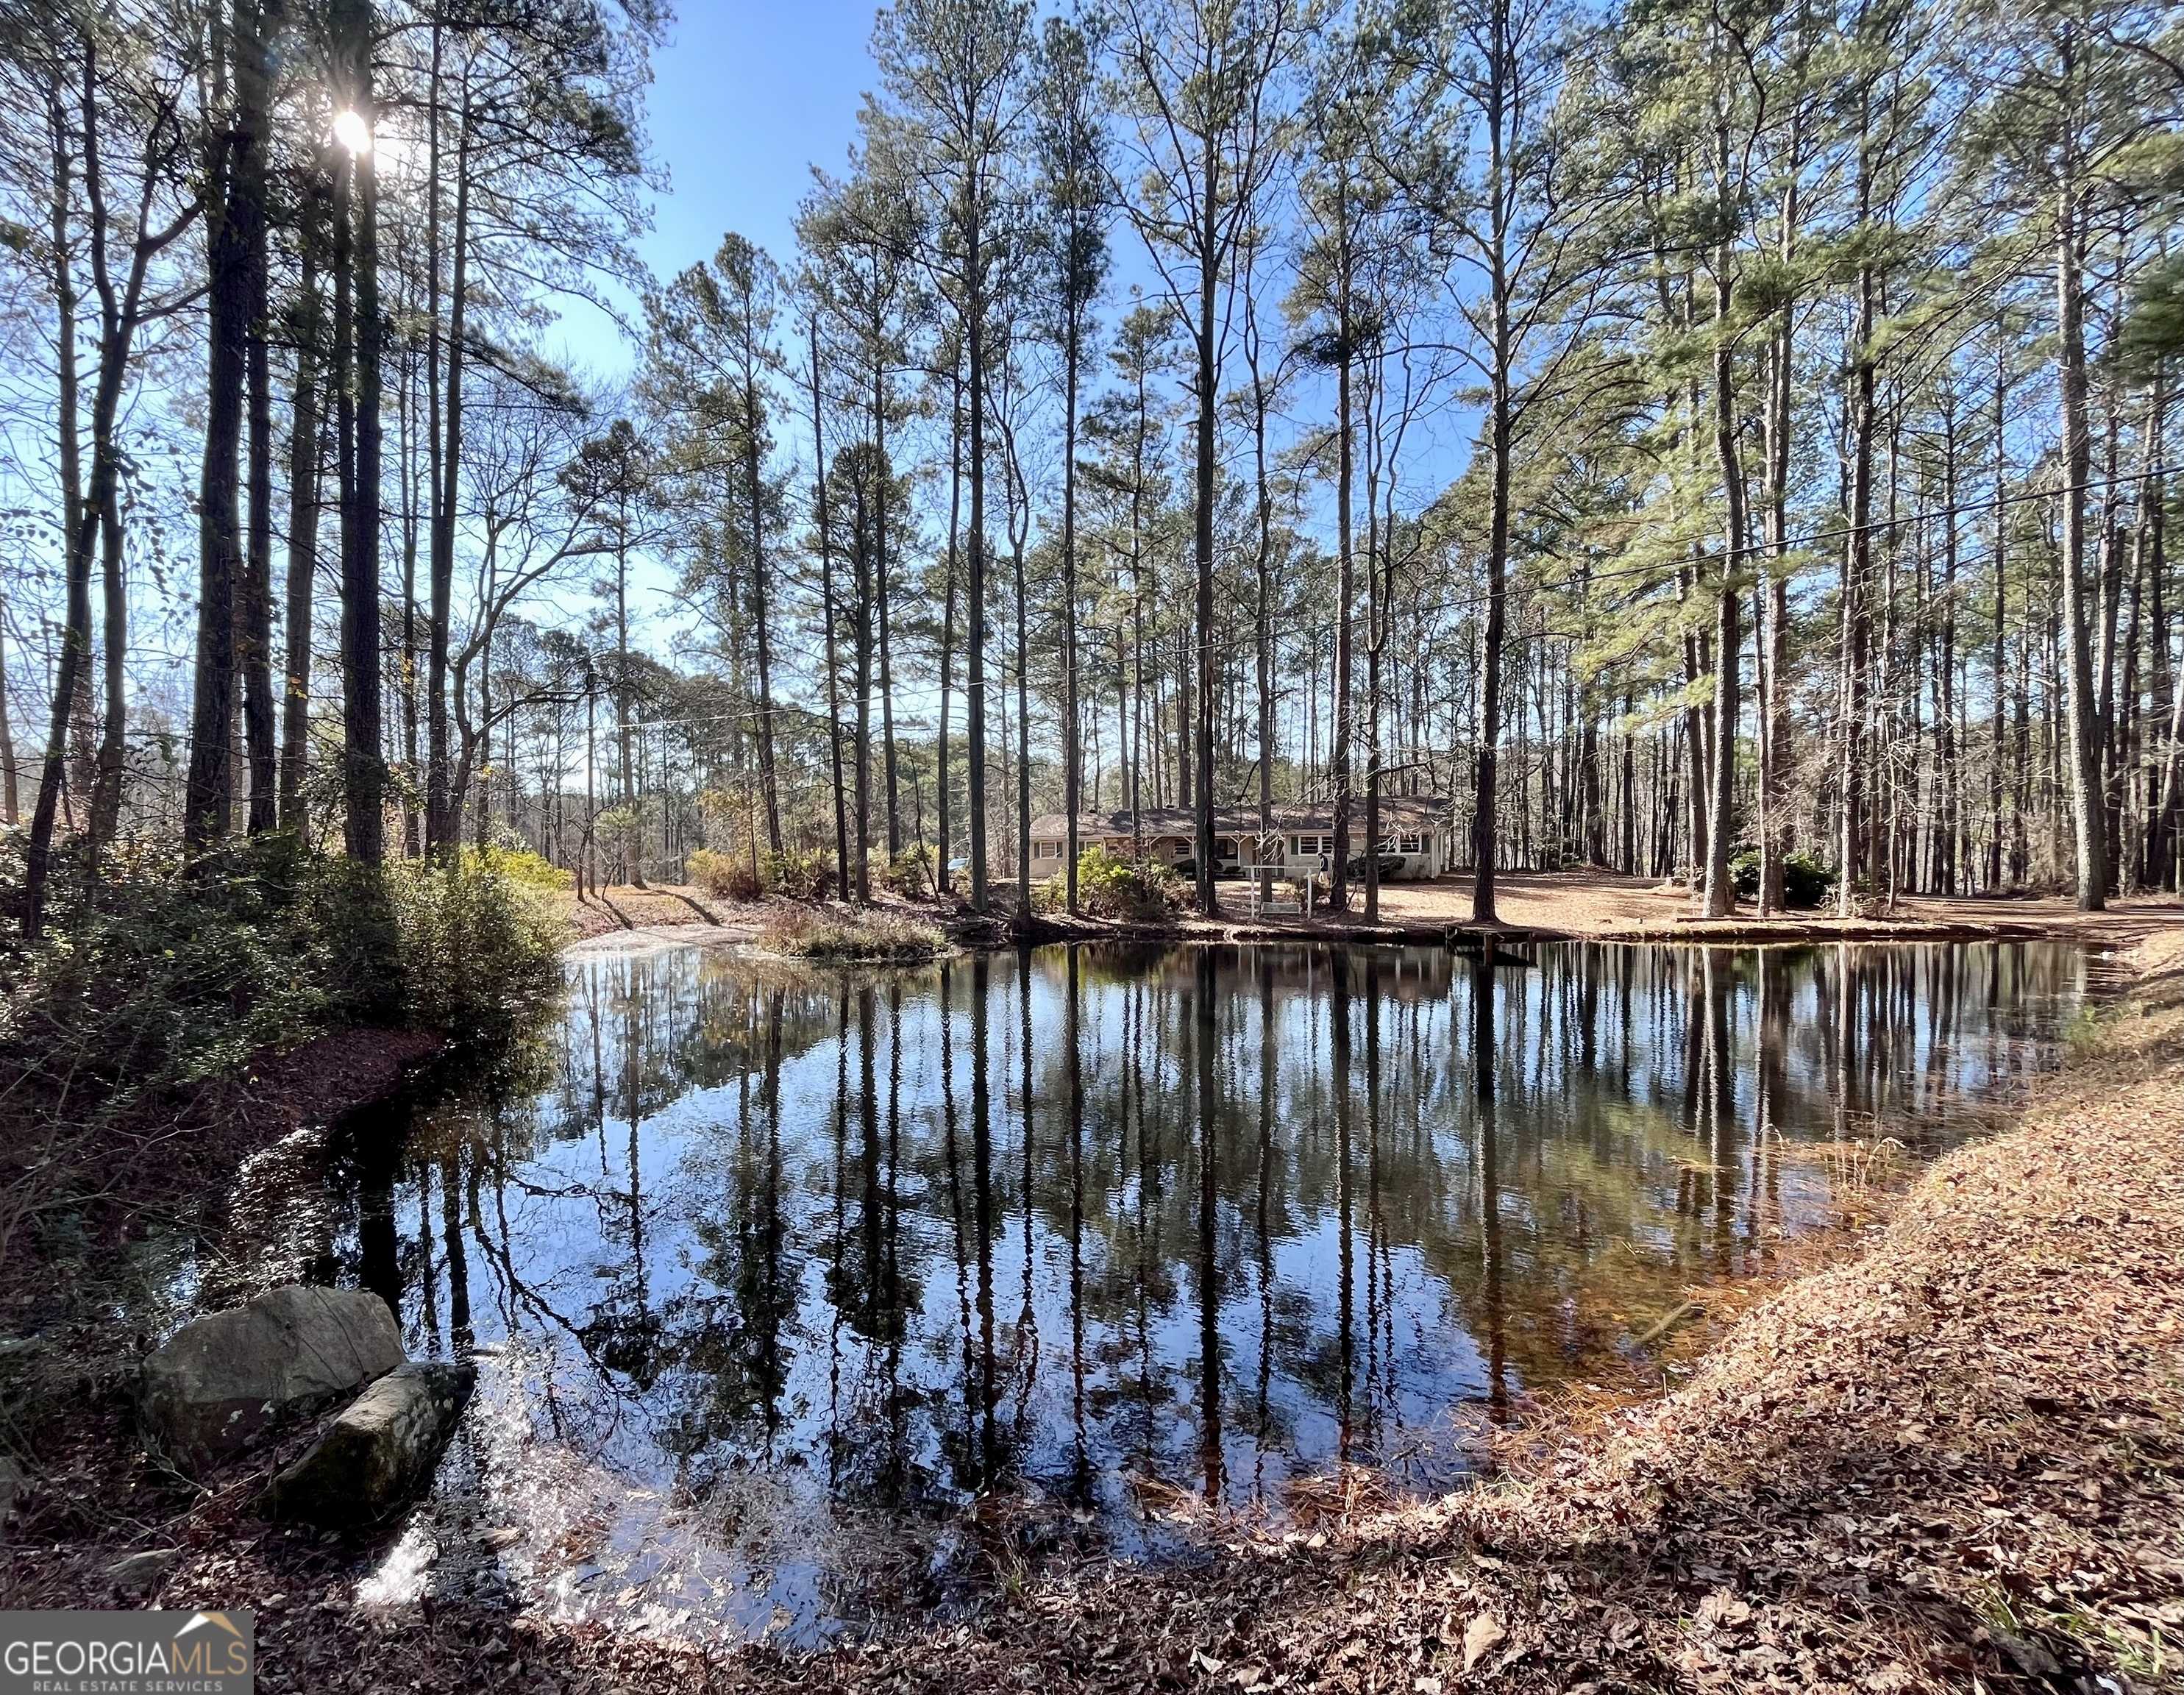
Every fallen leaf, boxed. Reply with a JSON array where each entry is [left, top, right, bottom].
[[1695, 1590, 1752, 1632], [1462, 1613, 1507, 1673]]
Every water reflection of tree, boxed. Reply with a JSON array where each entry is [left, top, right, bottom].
[[662, 984, 800, 1486], [578, 952, 660, 1385], [348, 936, 2090, 1596]]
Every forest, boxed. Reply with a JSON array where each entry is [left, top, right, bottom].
[[1, 0, 2182, 942], [7, 1, 2184, 1681]]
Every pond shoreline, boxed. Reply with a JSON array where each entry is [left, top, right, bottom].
[[14, 926, 2164, 1691], [553, 873, 2183, 956], [0, 1019, 448, 1607]]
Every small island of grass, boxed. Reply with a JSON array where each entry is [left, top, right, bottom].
[[751, 903, 950, 964]]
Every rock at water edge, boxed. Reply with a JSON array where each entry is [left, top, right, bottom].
[[104, 1546, 182, 1596], [263, 1361, 476, 1529], [140, 1286, 404, 1472]]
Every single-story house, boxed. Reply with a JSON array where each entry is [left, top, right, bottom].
[[1027, 797, 1457, 884]]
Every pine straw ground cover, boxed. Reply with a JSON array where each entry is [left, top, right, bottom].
[[132, 934, 2184, 1694]]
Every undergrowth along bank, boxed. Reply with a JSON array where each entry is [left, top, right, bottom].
[[0, 838, 563, 1268]]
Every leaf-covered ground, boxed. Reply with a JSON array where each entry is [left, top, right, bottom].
[[24, 934, 2184, 1694]]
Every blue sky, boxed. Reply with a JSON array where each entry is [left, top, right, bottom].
[[552, 0, 879, 380]]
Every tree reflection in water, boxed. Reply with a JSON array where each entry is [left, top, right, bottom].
[[345, 938, 2096, 1642]]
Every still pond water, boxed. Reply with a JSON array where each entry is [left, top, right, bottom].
[[303, 939, 2096, 1642]]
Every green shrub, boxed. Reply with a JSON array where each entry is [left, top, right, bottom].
[[383, 851, 563, 1041], [485, 844, 572, 893], [0, 836, 338, 1114], [0, 837, 562, 1137], [687, 846, 761, 902], [1780, 851, 1835, 909], [694, 842, 842, 900], [764, 845, 836, 900], [880, 844, 936, 898], [308, 855, 404, 1026], [1073, 844, 1184, 921], [1729, 845, 1837, 911]]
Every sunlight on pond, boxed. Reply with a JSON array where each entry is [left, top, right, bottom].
[[327, 938, 2098, 1644]]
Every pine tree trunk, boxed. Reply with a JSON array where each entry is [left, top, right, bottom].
[[1331, 321, 1355, 917], [965, 205, 989, 912], [185, 4, 249, 856], [853, 471, 874, 904], [238, 0, 278, 834], [750, 349, 781, 860], [1987, 349, 2007, 889], [937, 366, 960, 901], [1190, 129, 1218, 918], [1062, 302, 1082, 912], [874, 347, 900, 863], [812, 324, 850, 896], [280, 186, 323, 833], [337, 0, 385, 867], [2055, 160, 2106, 909], [426, 85, 471, 853], [1470, 57, 1512, 925], [1703, 257, 1744, 918]]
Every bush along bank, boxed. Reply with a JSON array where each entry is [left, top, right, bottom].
[[0, 837, 563, 1298]]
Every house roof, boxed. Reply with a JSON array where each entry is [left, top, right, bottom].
[[1027, 796, 1453, 841]]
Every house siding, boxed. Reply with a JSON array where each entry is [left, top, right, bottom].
[[1025, 803, 1455, 884]]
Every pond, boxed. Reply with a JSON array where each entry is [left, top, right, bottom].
[[313, 938, 2099, 1644]]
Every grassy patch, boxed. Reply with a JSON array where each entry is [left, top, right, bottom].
[[753, 903, 948, 963]]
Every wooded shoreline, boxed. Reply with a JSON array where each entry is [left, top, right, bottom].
[[556, 871, 2184, 955]]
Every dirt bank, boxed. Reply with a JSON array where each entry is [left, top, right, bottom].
[[1378, 872, 2184, 948], [0, 1022, 441, 1295], [555, 881, 749, 939], [62, 933, 2171, 1692]]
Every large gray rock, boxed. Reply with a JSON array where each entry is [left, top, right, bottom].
[[140, 1286, 404, 1471], [103, 1546, 181, 1596], [263, 1360, 475, 1529]]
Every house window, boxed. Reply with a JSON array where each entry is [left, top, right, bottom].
[[1400, 833, 1424, 853], [1034, 840, 1063, 861], [1291, 834, 1329, 859]]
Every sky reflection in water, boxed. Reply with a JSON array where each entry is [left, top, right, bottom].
[[341, 939, 2095, 1642]]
